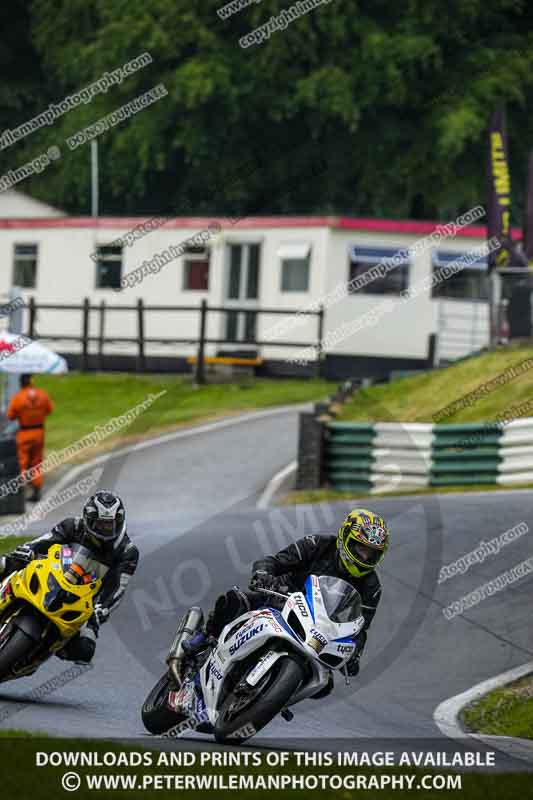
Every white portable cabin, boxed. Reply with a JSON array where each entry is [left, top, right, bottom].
[[0, 209, 510, 378]]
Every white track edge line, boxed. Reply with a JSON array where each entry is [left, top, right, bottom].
[[256, 461, 298, 510], [433, 661, 533, 763]]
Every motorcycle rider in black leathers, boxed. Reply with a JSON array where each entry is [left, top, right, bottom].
[[184, 508, 389, 682], [0, 491, 139, 664]]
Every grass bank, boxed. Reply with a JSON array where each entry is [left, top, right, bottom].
[[32, 374, 332, 459], [285, 345, 533, 504], [337, 344, 533, 424]]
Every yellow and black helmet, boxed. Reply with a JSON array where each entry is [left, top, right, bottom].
[[337, 509, 389, 578]]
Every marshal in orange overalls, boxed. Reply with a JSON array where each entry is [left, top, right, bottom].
[[7, 378, 54, 495]]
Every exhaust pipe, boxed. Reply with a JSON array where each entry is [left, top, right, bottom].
[[167, 606, 204, 685]]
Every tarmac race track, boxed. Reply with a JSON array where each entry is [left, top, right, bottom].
[[0, 406, 531, 760]]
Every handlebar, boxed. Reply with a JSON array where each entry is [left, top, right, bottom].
[[254, 586, 289, 600], [14, 547, 34, 565]]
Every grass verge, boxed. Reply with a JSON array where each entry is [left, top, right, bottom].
[[0, 535, 33, 551], [463, 673, 533, 739], [32, 373, 332, 459], [337, 343, 533, 423], [283, 481, 533, 505]]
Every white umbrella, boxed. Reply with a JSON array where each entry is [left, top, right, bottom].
[[0, 331, 68, 374]]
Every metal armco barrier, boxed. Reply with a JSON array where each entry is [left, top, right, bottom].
[[321, 418, 533, 493]]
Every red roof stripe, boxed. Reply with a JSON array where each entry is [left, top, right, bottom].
[[336, 216, 522, 239], [0, 216, 336, 230], [0, 214, 522, 239]]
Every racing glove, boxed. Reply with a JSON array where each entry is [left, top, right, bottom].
[[89, 604, 110, 634], [249, 571, 289, 594], [249, 570, 277, 591], [13, 544, 34, 565], [1, 545, 34, 575]]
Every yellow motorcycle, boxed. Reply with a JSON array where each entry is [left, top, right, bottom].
[[0, 543, 106, 681]]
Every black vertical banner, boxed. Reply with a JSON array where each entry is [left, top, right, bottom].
[[487, 106, 511, 270]]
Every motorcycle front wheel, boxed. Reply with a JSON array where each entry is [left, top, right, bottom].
[[0, 624, 38, 679], [214, 655, 304, 744]]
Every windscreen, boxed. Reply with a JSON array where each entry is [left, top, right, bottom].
[[62, 544, 107, 584], [318, 575, 362, 623]]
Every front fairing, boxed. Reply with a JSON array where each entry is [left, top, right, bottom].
[[0, 544, 103, 639], [280, 575, 365, 669], [199, 608, 305, 726]]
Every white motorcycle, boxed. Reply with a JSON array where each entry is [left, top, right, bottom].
[[141, 574, 365, 743]]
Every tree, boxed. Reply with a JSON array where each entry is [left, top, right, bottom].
[[1, 0, 532, 223]]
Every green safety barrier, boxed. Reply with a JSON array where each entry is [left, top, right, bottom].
[[324, 423, 376, 491], [322, 421, 510, 491]]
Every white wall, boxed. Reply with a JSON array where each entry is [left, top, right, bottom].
[[0, 221, 329, 361], [0, 218, 491, 365], [245, 226, 329, 361], [323, 229, 490, 362], [324, 230, 434, 360]]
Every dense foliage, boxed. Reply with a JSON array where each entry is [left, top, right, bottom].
[[1, 0, 533, 222]]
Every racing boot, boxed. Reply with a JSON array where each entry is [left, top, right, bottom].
[[182, 631, 209, 658]]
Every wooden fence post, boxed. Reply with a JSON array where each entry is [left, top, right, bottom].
[[316, 303, 325, 377], [137, 298, 145, 372], [81, 298, 90, 372], [98, 300, 106, 371], [195, 299, 208, 385]]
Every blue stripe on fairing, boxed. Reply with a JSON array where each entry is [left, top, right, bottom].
[[304, 576, 316, 622], [268, 608, 299, 640], [334, 636, 354, 644]]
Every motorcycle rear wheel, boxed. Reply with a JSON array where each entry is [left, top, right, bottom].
[[141, 673, 186, 735], [214, 655, 304, 744]]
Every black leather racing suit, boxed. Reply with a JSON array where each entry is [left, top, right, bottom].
[[2, 517, 139, 663], [206, 534, 381, 674]]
